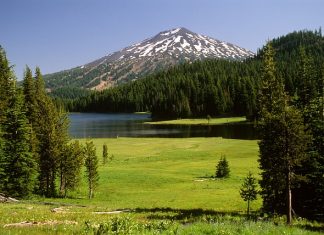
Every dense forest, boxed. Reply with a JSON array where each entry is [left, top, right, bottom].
[[52, 30, 324, 120]]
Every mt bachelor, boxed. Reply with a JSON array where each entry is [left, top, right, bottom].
[[44, 27, 255, 91]]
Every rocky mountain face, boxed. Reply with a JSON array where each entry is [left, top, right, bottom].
[[44, 27, 255, 90]]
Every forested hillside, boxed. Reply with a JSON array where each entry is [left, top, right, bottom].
[[55, 29, 324, 120]]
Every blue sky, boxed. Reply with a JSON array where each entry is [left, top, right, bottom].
[[1, 0, 323, 79]]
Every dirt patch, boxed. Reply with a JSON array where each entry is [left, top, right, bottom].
[[194, 179, 206, 182], [51, 207, 69, 213], [4, 220, 77, 228], [93, 209, 131, 215]]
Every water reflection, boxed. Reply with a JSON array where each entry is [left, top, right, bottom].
[[69, 113, 258, 139]]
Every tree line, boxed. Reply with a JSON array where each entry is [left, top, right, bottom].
[[0, 47, 99, 199]]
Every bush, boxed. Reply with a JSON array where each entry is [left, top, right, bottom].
[[215, 155, 230, 178]]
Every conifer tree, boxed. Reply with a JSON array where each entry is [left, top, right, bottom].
[[0, 47, 13, 189], [0, 46, 14, 123], [258, 43, 309, 224], [240, 171, 258, 217], [23, 66, 37, 119], [59, 141, 84, 197], [293, 55, 324, 220], [215, 155, 230, 178], [84, 141, 99, 199], [22, 66, 39, 167], [34, 68, 69, 197], [0, 47, 38, 196], [0, 85, 37, 197]]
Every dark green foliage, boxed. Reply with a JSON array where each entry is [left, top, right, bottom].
[[0, 47, 13, 186], [59, 140, 84, 197], [102, 144, 108, 165], [22, 66, 39, 168], [258, 43, 310, 224], [292, 52, 324, 221], [0, 46, 15, 123], [49, 87, 92, 100], [240, 171, 258, 216], [0, 87, 37, 197], [23, 67, 37, 118], [0, 48, 37, 197], [62, 59, 261, 119], [215, 155, 230, 178], [1, 48, 82, 199], [84, 141, 99, 199], [24, 67, 70, 197]]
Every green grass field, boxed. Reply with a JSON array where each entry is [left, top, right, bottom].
[[1, 138, 322, 234], [145, 116, 246, 125]]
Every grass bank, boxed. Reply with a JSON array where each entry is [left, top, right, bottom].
[[145, 116, 246, 125]]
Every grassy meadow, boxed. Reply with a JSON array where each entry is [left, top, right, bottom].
[[145, 116, 246, 125], [1, 138, 322, 234]]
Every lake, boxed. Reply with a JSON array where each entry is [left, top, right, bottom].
[[69, 113, 258, 139]]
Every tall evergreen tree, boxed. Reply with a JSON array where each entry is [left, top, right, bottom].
[[34, 68, 69, 197], [293, 54, 324, 220], [22, 66, 39, 168], [0, 46, 14, 123], [23, 66, 37, 118], [0, 47, 13, 189], [258, 43, 309, 224], [0, 85, 37, 197]]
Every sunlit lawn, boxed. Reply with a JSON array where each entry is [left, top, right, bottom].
[[1, 138, 322, 234]]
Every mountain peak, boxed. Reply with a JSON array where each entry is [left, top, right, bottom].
[[44, 28, 255, 90], [158, 27, 191, 36], [105, 27, 254, 62]]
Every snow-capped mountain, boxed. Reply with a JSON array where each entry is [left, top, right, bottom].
[[44, 27, 255, 90]]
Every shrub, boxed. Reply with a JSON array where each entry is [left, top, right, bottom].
[[215, 155, 230, 178]]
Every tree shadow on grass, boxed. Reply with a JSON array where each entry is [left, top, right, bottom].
[[134, 207, 243, 222], [296, 224, 324, 233], [133, 208, 324, 233]]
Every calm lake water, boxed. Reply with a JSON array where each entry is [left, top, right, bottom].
[[69, 113, 258, 139]]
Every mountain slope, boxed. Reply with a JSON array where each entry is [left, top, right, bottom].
[[44, 27, 254, 90]]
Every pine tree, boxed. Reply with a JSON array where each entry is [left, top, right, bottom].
[[215, 155, 230, 178], [0, 47, 13, 190], [1, 86, 37, 197], [293, 59, 324, 220], [240, 171, 258, 217], [84, 141, 99, 199], [59, 141, 84, 197], [258, 43, 309, 224], [0, 47, 37, 197], [34, 68, 69, 197], [22, 66, 39, 168], [0, 47, 14, 123], [23, 66, 37, 119]]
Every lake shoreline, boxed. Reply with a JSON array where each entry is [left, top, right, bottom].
[[145, 116, 247, 125]]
